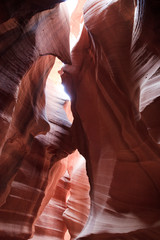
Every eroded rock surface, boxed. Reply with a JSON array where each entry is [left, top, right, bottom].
[[0, 1, 73, 239], [0, 0, 71, 205], [62, 0, 160, 239], [0, 0, 160, 239]]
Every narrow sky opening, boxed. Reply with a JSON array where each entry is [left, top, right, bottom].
[[59, 84, 71, 100], [66, 0, 78, 16]]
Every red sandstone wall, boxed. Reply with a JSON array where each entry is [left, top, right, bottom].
[[0, 0, 160, 239]]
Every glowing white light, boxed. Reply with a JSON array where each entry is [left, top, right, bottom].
[[59, 84, 70, 100], [66, 0, 78, 16]]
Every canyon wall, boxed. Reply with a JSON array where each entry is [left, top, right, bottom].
[[62, 0, 160, 239], [0, 0, 160, 239]]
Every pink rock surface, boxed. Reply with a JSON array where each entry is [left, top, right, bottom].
[[62, 0, 160, 239], [0, 1, 71, 207], [33, 150, 90, 240], [63, 151, 90, 239], [0, 56, 72, 239], [33, 171, 70, 240], [0, 0, 160, 239]]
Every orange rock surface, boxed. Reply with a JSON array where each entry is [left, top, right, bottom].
[[0, 0, 160, 239]]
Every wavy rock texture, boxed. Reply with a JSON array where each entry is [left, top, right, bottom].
[[33, 170, 70, 240], [0, 7, 90, 236], [0, 1, 75, 239], [62, 0, 160, 239], [0, 0, 160, 239], [0, 0, 70, 146], [0, 0, 71, 205], [33, 150, 90, 240], [63, 151, 90, 239], [0, 56, 73, 239]]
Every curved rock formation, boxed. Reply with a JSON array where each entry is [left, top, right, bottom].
[[0, 0, 160, 239], [0, 0, 71, 205], [62, 0, 160, 239], [0, 1, 73, 239], [0, 57, 72, 239], [63, 151, 90, 239], [33, 170, 70, 240], [33, 150, 90, 240]]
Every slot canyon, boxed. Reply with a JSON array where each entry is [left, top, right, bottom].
[[0, 0, 160, 239]]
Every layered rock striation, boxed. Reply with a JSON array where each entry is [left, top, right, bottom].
[[0, 0, 160, 239], [62, 0, 160, 239]]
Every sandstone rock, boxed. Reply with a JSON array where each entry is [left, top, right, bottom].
[[0, 0, 160, 239], [0, 1, 70, 206], [62, 0, 160, 239]]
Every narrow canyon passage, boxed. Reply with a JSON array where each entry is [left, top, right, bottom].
[[0, 0, 160, 240]]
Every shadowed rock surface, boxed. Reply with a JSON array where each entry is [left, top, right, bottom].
[[0, 0, 160, 239], [62, 0, 160, 239]]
